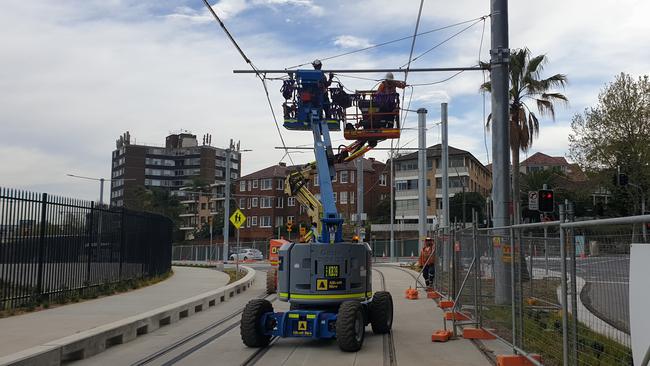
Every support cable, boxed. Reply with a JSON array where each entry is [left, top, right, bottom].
[[286, 14, 491, 69], [201, 0, 294, 165]]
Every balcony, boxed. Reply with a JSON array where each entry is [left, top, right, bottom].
[[395, 169, 419, 180], [179, 226, 196, 231], [435, 166, 468, 177], [395, 208, 419, 217], [435, 187, 465, 197], [395, 189, 419, 199], [179, 213, 197, 217]]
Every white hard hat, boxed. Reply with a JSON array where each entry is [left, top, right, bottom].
[[385, 72, 394, 80], [312, 59, 322, 67]]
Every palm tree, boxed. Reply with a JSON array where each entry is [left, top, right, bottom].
[[481, 48, 568, 223]]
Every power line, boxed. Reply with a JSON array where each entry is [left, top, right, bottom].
[[201, 0, 295, 166], [286, 14, 491, 69], [479, 17, 490, 165], [400, 16, 487, 68]]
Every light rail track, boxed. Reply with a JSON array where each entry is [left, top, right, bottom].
[[373, 267, 397, 366]]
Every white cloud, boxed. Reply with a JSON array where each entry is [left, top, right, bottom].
[[333, 35, 373, 49]]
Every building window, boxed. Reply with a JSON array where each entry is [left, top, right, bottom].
[[260, 197, 272, 208], [240, 181, 246, 192], [252, 179, 258, 189], [252, 197, 258, 207], [239, 198, 245, 209], [340, 191, 348, 204], [247, 180, 252, 191], [247, 198, 251, 209], [276, 197, 284, 208], [332, 172, 337, 182], [251, 216, 258, 226], [314, 174, 319, 186], [288, 197, 296, 206], [261, 178, 272, 190], [201, 203, 207, 210], [351, 171, 355, 183], [350, 191, 355, 204], [260, 216, 271, 227], [333, 192, 337, 202], [276, 179, 284, 190], [379, 174, 387, 186], [340, 171, 349, 184], [287, 216, 295, 224], [276, 216, 284, 227]]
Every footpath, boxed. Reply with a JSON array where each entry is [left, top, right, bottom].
[[0, 266, 231, 362]]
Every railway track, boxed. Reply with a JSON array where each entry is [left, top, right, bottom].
[[373, 267, 397, 366]]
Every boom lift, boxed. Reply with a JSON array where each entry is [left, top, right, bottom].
[[240, 70, 394, 352]]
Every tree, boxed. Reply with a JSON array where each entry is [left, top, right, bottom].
[[481, 48, 568, 224], [128, 186, 182, 224], [569, 73, 650, 216], [449, 192, 485, 224]]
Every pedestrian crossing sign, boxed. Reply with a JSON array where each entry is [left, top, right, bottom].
[[229, 209, 246, 229]]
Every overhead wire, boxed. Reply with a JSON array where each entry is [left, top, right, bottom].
[[478, 17, 490, 165], [201, 0, 295, 165], [286, 14, 491, 70]]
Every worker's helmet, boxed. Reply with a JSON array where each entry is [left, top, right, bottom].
[[385, 72, 394, 80], [425, 237, 434, 245], [312, 59, 322, 70]]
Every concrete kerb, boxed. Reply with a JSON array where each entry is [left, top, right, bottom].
[[0, 266, 256, 366]]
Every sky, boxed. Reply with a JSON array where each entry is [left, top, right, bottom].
[[1, 0, 649, 201]]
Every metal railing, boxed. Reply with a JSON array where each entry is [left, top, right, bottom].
[[0, 187, 173, 310], [430, 207, 650, 366]]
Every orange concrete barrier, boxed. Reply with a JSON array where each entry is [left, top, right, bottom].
[[405, 287, 419, 300], [444, 312, 470, 321], [438, 300, 454, 309], [426, 290, 441, 299], [496, 354, 542, 366], [431, 329, 453, 342], [462, 328, 496, 340]]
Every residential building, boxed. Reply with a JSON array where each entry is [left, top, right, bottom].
[[110, 132, 240, 240], [235, 158, 390, 241], [392, 144, 491, 224], [520, 152, 587, 182]]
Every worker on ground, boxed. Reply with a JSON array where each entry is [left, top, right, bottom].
[[418, 237, 436, 289], [312, 59, 334, 119], [374, 72, 406, 128], [310, 222, 319, 242]]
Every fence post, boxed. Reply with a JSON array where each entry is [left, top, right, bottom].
[[567, 202, 578, 364], [509, 225, 516, 351], [86, 201, 95, 286], [118, 208, 125, 280], [36, 193, 48, 298], [472, 211, 480, 327], [559, 204, 570, 366]]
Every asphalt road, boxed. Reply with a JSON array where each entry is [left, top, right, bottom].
[[533, 255, 630, 333]]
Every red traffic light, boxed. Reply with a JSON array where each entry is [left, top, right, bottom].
[[538, 189, 555, 213]]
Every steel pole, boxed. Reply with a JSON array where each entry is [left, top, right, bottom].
[[223, 140, 233, 262], [490, 0, 512, 305], [567, 202, 578, 364], [357, 158, 364, 241], [390, 141, 395, 261], [441, 103, 450, 271], [559, 204, 569, 366], [418, 108, 428, 253]]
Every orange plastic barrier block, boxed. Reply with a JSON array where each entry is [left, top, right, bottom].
[[405, 288, 419, 300], [438, 300, 454, 309], [444, 312, 470, 321], [496, 354, 542, 366], [427, 291, 441, 299], [462, 328, 496, 340], [431, 329, 453, 342]]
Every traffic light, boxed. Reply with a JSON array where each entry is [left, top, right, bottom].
[[538, 189, 555, 213]]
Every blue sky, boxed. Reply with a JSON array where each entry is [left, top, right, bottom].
[[1, 0, 649, 201]]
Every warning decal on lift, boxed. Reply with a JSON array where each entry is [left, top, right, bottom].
[[316, 278, 346, 291]]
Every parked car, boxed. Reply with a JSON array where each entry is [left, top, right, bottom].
[[229, 248, 263, 261]]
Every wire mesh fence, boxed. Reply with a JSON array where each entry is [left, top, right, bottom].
[[429, 208, 650, 366], [0, 187, 173, 310]]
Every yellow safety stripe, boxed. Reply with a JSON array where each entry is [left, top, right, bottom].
[[288, 313, 299, 318], [306, 314, 316, 319], [279, 292, 372, 300]]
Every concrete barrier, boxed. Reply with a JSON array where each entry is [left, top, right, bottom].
[[0, 266, 256, 366]]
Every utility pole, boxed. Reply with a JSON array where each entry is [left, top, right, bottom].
[[441, 103, 450, 269], [491, 0, 512, 305], [223, 139, 234, 263], [356, 158, 364, 241], [417, 108, 428, 253], [390, 141, 395, 261]]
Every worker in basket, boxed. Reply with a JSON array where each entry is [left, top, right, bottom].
[[418, 237, 436, 289], [312, 59, 334, 120], [374, 72, 406, 128]]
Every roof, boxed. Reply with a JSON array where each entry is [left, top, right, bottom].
[[521, 152, 569, 167], [238, 157, 386, 180], [393, 144, 470, 162]]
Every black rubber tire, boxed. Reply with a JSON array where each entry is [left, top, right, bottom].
[[369, 291, 393, 334], [336, 301, 365, 352], [240, 299, 273, 348], [266, 268, 277, 294]]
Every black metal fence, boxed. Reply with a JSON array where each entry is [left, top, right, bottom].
[[0, 187, 173, 310]]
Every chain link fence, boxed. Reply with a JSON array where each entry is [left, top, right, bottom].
[[431, 207, 650, 366]]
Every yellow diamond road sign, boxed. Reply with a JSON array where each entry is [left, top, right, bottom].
[[230, 209, 246, 229]]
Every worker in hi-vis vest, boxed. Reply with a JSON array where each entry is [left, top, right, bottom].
[[418, 237, 436, 289]]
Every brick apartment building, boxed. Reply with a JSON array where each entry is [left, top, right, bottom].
[[236, 158, 390, 241], [392, 144, 492, 224], [110, 132, 241, 239]]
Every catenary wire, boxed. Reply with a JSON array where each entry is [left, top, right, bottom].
[[286, 14, 491, 70], [201, 0, 295, 165], [479, 17, 490, 165]]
